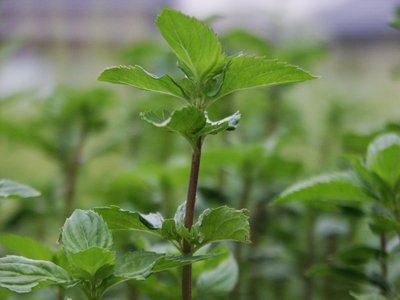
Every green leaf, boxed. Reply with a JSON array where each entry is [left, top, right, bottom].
[[365, 133, 400, 190], [0, 180, 40, 198], [198, 111, 241, 136], [155, 8, 227, 82], [67, 247, 115, 284], [97, 65, 187, 101], [114, 249, 220, 280], [369, 216, 400, 235], [141, 106, 206, 150], [335, 245, 385, 265], [114, 250, 164, 281], [94, 206, 163, 237], [62, 210, 113, 254], [0, 235, 53, 261], [350, 291, 386, 300], [188, 206, 250, 252], [196, 245, 238, 296], [0, 256, 78, 293], [272, 173, 371, 205], [141, 106, 240, 151], [211, 55, 317, 102], [152, 253, 221, 273]]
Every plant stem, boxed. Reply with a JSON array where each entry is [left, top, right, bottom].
[[380, 233, 388, 297], [65, 126, 88, 218], [182, 137, 202, 300]]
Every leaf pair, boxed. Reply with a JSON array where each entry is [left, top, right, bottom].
[[97, 8, 316, 109], [0, 209, 218, 300], [95, 204, 251, 255], [141, 106, 240, 150]]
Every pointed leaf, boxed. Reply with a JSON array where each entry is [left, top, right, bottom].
[[94, 206, 163, 237], [114, 250, 164, 280], [155, 8, 227, 82], [189, 206, 250, 252], [0, 235, 53, 261], [62, 210, 113, 254], [114, 249, 220, 280], [0, 256, 78, 293], [152, 253, 221, 272], [366, 133, 400, 190], [212, 55, 317, 102], [97, 65, 186, 101], [272, 173, 371, 205], [0, 180, 40, 198], [67, 247, 115, 283]]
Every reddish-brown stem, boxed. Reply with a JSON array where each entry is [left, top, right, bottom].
[[182, 137, 202, 300]]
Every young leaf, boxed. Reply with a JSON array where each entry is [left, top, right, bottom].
[[141, 106, 206, 150], [94, 206, 163, 237], [210, 55, 317, 103], [365, 133, 400, 190], [155, 8, 227, 82], [152, 253, 221, 273], [62, 210, 113, 254], [0, 235, 53, 261], [67, 247, 115, 283], [97, 66, 187, 102], [198, 111, 241, 136], [141, 106, 240, 150], [188, 206, 250, 252], [272, 173, 371, 205], [0, 256, 78, 293], [0, 179, 40, 198]]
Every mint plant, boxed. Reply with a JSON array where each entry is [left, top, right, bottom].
[[0, 209, 217, 300], [273, 133, 400, 299], [97, 7, 316, 300]]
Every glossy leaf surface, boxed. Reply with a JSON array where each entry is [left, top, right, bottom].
[[155, 8, 227, 82], [97, 66, 186, 101], [62, 210, 113, 254], [272, 173, 370, 205], [211, 55, 317, 102]]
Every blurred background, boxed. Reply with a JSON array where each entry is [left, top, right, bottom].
[[0, 0, 400, 299]]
